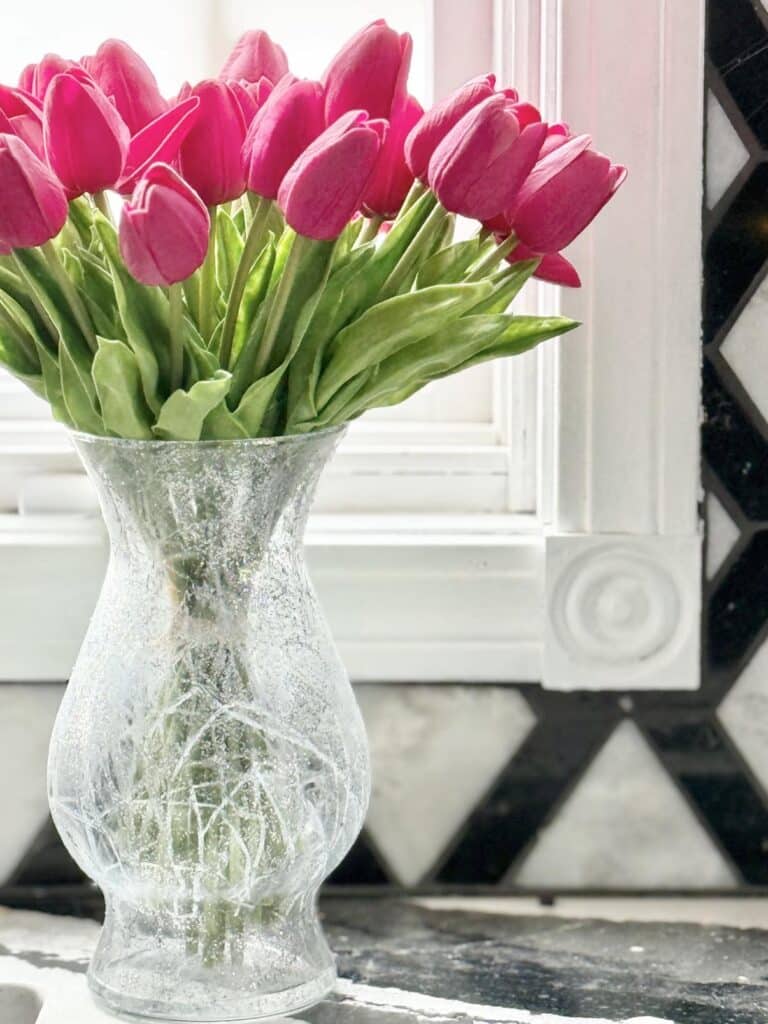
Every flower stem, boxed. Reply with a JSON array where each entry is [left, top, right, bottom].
[[219, 197, 272, 371], [466, 232, 519, 281], [93, 191, 112, 223], [252, 233, 313, 379], [40, 241, 98, 353], [357, 216, 383, 245], [378, 198, 445, 301], [199, 212, 218, 342], [169, 282, 184, 393], [398, 179, 427, 219]]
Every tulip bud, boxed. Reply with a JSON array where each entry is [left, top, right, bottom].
[[117, 96, 200, 195], [18, 54, 76, 99], [278, 110, 387, 240], [362, 94, 423, 219], [43, 68, 130, 196], [509, 134, 627, 253], [323, 19, 412, 123], [228, 76, 276, 126], [178, 80, 247, 206], [505, 239, 581, 288], [242, 79, 325, 200], [83, 39, 168, 135], [220, 30, 289, 85], [0, 134, 67, 249], [404, 74, 514, 181], [428, 94, 547, 222], [119, 162, 210, 286], [0, 85, 44, 158]]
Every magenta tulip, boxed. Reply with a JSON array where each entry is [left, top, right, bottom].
[[322, 19, 411, 123], [428, 94, 547, 222], [509, 134, 627, 253], [119, 162, 210, 286], [0, 134, 67, 249], [219, 30, 289, 85], [362, 94, 423, 219], [18, 54, 76, 98], [405, 74, 516, 181], [43, 68, 130, 196], [177, 80, 247, 205], [82, 39, 168, 135], [278, 110, 387, 240], [228, 77, 275, 125], [505, 240, 581, 288], [0, 85, 44, 158], [242, 79, 325, 200], [116, 96, 200, 195]]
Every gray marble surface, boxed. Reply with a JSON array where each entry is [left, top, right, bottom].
[[1, 897, 767, 1023]]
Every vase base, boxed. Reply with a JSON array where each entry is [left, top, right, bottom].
[[89, 965, 336, 1023]]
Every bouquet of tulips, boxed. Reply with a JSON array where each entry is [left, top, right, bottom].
[[0, 21, 625, 441]]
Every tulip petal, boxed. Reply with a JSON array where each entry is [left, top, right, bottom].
[[117, 96, 200, 194]]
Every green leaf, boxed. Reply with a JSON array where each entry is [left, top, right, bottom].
[[202, 398, 250, 439], [466, 260, 539, 314], [416, 236, 488, 289], [92, 337, 154, 439], [230, 237, 275, 368], [59, 340, 103, 434], [34, 341, 71, 425], [285, 243, 375, 425], [153, 370, 232, 441], [316, 282, 493, 410], [64, 246, 122, 338], [94, 216, 169, 413], [215, 207, 244, 296]]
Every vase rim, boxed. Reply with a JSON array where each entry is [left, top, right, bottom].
[[68, 423, 346, 450]]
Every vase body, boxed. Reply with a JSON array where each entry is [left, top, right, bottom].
[[47, 428, 370, 1022]]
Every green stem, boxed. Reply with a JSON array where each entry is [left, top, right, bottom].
[[40, 241, 97, 353], [378, 199, 445, 301], [219, 197, 272, 371], [169, 283, 184, 393], [398, 179, 427, 219], [357, 216, 383, 245], [199, 213, 218, 342], [466, 232, 519, 281], [252, 234, 313, 379], [93, 191, 112, 223]]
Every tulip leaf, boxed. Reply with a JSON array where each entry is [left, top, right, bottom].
[[466, 260, 539, 314], [316, 282, 493, 410], [202, 398, 250, 440], [63, 246, 122, 339], [215, 207, 244, 296], [285, 243, 375, 426], [92, 337, 154, 439], [153, 370, 232, 441], [416, 237, 489, 289], [0, 295, 41, 373], [230, 237, 276, 368], [34, 340, 71, 426], [94, 216, 169, 413], [59, 340, 104, 434]]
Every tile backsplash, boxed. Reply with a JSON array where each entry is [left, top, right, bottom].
[[5, 0, 768, 908]]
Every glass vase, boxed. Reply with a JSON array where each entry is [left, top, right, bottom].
[[47, 427, 370, 1023]]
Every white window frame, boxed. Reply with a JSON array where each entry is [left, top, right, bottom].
[[0, 0, 704, 690]]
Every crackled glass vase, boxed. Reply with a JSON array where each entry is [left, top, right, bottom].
[[47, 427, 370, 1023]]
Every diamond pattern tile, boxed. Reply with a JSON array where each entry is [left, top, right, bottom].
[[719, 643, 768, 796], [705, 492, 740, 578], [512, 720, 738, 889], [357, 685, 535, 886], [706, 90, 750, 209], [720, 274, 768, 423]]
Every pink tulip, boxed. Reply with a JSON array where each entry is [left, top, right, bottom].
[[228, 77, 275, 125], [220, 30, 289, 85], [0, 85, 44, 158], [509, 134, 627, 253], [43, 68, 130, 196], [505, 240, 581, 288], [323, 19, 411, 123], [242, 79, 325, 200], [119, 162, 210, 286], [0, 134, 67, 249], [405, 74, 516, 181], [116, 96, 200, 195], [278, 110, 387, 240], [362, 94, 423, 219], [82, 39, 168, 135], [177, 80, 247, 205], [18, 54, 76, 98], [428, 94, 547, 222]]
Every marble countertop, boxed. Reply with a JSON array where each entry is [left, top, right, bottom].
[[1, 896, 767, 1024]]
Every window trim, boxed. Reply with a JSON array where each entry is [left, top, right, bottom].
[[0, 0, 705, 690]]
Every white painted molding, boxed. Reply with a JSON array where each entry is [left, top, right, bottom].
[[544, 534, 701, 691]]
